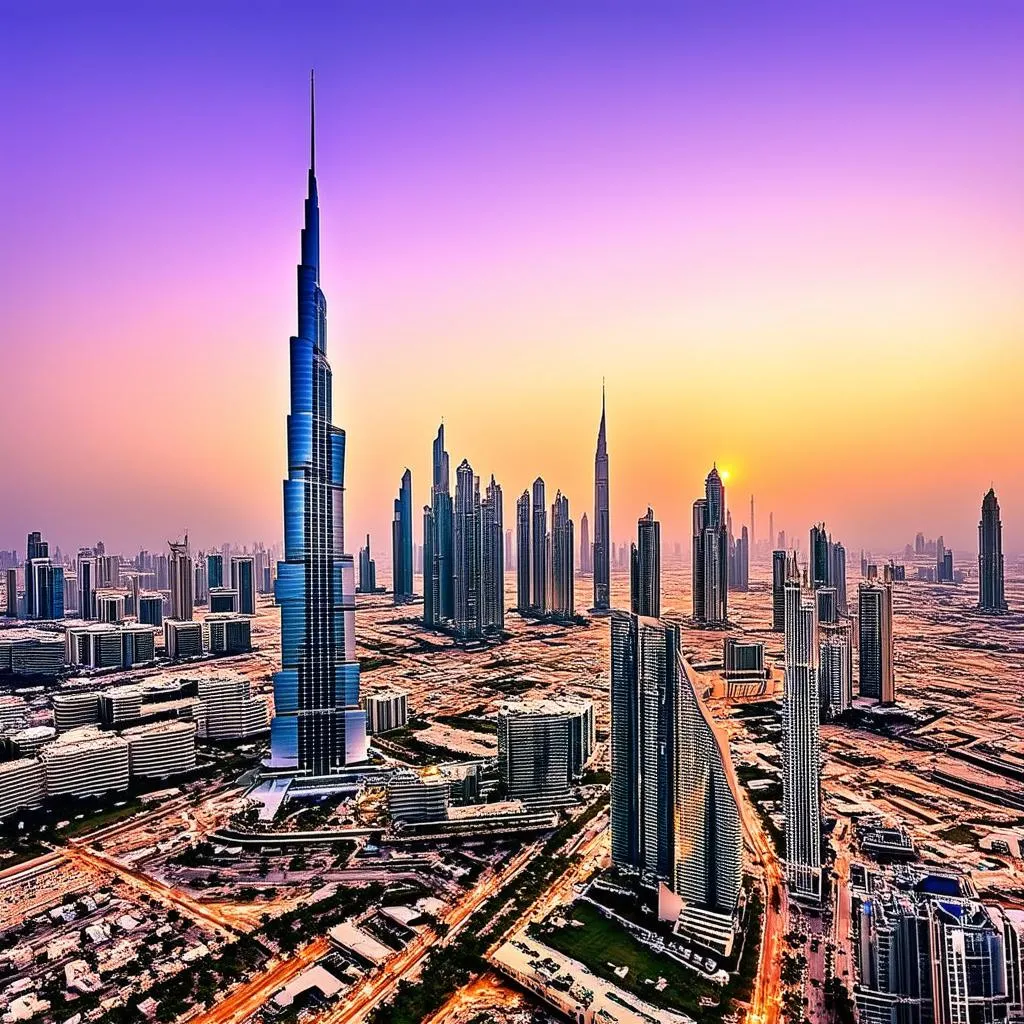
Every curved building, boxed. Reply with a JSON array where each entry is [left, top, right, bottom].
[[123, 720, 197, 779], [270, 76, 367, 772]]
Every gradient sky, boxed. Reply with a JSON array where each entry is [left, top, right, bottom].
[[2, 1, 1022, 558]]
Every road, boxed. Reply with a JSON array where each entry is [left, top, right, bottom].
[[311, 842, 541, 1024], [832, 835, 854, 986], [188, 936, 330, 1024], [63, 844, 245, 937], [739, 786, 786, 1024]]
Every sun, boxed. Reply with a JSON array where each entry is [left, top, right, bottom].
[[720, 469, 730, 481]]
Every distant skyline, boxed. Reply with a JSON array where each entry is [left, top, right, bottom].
[[2, 2, 1023, 555]]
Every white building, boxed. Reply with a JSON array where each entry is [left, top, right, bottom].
[[0, 695, 28, 728], [40, 727, 129, 799], [123, 720, 197, 778], [164, 619, 203, 660], [361, 689, 409, 735], [388, 768, 450, 823], [206, 614, 252, 655], [66, 623, 156, 669], [9, 725, 57, 758], [194, 675, 269, 739], [0, 759, 44, 819], [52, 691, 101, 732], [0, 631, 64, 676]]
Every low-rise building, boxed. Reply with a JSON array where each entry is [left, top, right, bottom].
[[362, 689, 409, 735], [206, 613, 252, 655], [0, 759, 44, 819], [123, 720, 197, 778], [39, 727, 129, 799], [164, 619, 203, 660], [194, 675, 269, 740], [52, 691, 101, 731], [388, 768, 450, 824]]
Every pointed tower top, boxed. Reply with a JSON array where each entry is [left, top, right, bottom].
[[309, 69, 316, 174]]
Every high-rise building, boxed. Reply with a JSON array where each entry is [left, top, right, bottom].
[[810, 523, 831, 589], [549, 491, 574, 619], [728, 523, 749, 592], [819, 621, 853, 721], [504, 528, 513, 572], [453, 459, 481, 637], [3, 568, 16, 618], [428, 424, 455, 623], [168, 537, 193, 622], [858, 582, 895, 704], [207, 552, 224, 590], [357, 535, 377, 593], [270, 76, 366, 773], [422, 505, 437, 625], [630, 507, 660, 618], [579, 512, 591, 574], [481, 475, 505, 632], [230, 555, 256, 615], [392, 469, 414, 604], [978, 488, 1008, 612], [593, 385, 610, 612], [692, 467, 728, 625], [831, 541, 847, 614], [515, 490, 531, 614], [610, 612, 680, 881], [783, 581, 822, 902], [531, 477, 547, 611], [27, 558, 64, 621], [23, 532, 46, 617], [771, 550, 788, 631]]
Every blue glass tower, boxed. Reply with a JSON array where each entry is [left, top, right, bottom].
[[270, 75, 367, 773]]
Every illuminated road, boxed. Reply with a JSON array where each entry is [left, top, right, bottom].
[[189, 936, 330, 1024], [64, 844, 244, 937], [739, 787, 786, 1024], [312, 842, 541, 1024]]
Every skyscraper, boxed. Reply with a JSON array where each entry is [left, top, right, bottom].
[[831, 541, 848, 614], [430, 425, 455, 622], [592, 385, 610, 612], [453, 459, 481, 637], [978, 488, 1007, 612], [3, 568, 16, 618], [728, 523, 749, 592], [481, 475, 505, 632], [858, 582, 895, 704], [810, 523, 831, 589], [207, 552, 224, 590], [783, 581, 822, 902], [610, 612, 680, 880], [771, 550, 788, 632], [630, 507, 660, 618], [270, 76, 366, 773], [357, 536, 376, 593], [515, 490, 530, 614], [230, 555, 256, 615], [579, 512, 591, 574], [549, 490, 574, 619], [531, 477, 547, 611], [692, 467, 728, 625], [77, 550, 95, 621], [168, 538, 193, 622], [392, 469, 414, 604], [422, 504, 437, 624], [819, 621, 853, 721]]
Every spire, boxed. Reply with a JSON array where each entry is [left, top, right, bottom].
[[309, 69, 316, 174]]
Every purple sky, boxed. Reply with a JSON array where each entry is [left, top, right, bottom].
[[1, 2, 1023, 558]]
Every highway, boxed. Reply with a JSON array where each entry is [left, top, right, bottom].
[[188, 936, 331, 1024]]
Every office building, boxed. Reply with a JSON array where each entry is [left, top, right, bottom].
[[388, 768, 450, 824], [230, 555, 256, 615], [815, 586, 838, 625], [270, 77, 367, 772], [783, 582, 822, 902], [194, 675, 270, 740], [168, 537, 193, 621], [0, 759, 45, 820], [3, 568, 16, 617], [480, 475, 505, 631], [94, 590, 125, 623], [610, 612, 680, 880], [76, 551, 95, 620], [40, 728, 130, 799], [978, 488, 1008, 612], [810, 522, 831, 589], [66, 623, 156, 669], [0, 695, 28, 728], [453, 459, 481, 636], [0, 631, 64, 676], [425, 423, 455, 625], [692, 467, 728, 625], [819, 622, 853, 721], [138, 591, 163, 626], [52, 692, 101, 732], [832, 542, 848, 614], [209, 587, 237, 613], [207, 552, 224, 590], [497, 697, 594, 805], [8, 726, 55, 758], [357, 535, 377, 594], [392, 469, 414, 603], [723, 638, 766, 680], [593, 385, 610, 612], [579, 512, 591, 574], [206, 613, 252, 655], [123, 720, 197, 779], [164, 619, 203, 660], [515, 490, 530, 613], [858, 582, 895, 704], [549, 491, 574, 619], [630, 507, 660, 618], [772, 551, 788, 632], [361, 689, 409, 735], [531, 478, 547, 611], [728, 523, 749, 592]]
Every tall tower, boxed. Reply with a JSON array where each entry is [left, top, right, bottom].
[[480, 475, 505, 631], [515, 490, 530, 613], [168, 537, 193, 621], [692, 467, 728, 625], [453, 459, 481, 637], [531, 478, 547, 611], [430, 425, 455, 622], [579, 512, 591, 575], [593, 384, 610, 612], [392, 469, 414, 604], [550, 491, 574, 619], [630, 507, 661, 618], [858, 582, 895, 704], [978, 488, 1008, 612], [271, 75, 366, 773], [782, 581, 822, 903]]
